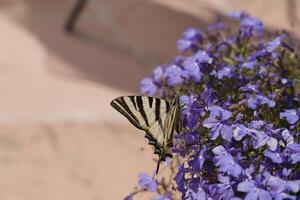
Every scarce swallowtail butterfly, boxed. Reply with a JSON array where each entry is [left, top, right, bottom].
[[111, 96, 182, 174]]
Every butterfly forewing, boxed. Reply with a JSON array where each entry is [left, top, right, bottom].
[[111, 96, 170, 130]]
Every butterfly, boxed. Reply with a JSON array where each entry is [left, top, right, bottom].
[[111, 96, 182, 174]]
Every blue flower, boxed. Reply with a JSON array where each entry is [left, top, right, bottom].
[[183, 27, 202, 40], [174, 165, 186, 195], [280, 109, 299, 124], [163, 64, 183, 86], [247, 94, 276, 109], [216, 66, 233, 79], [153, 66, 164, 83], [213, 145, 242, 177], [265, 36, 282, 53], [194, 50, 213, 64], [177, 39, 193, 52], [177, 27, 202, 52], [216, 175, 234, 199], [242, 61, 257, 69], [188, 146, 206, 173], [182, 57, 203, 82], [240, 17, 263, 36], [266, 174, 300, 194], [251, 127, 278, 151], [140, 78, 157, 96], [264, 150, 283, 164], [237, 179, 272, 200], [203, 107, 233, 141], [233, 124, 250, 141], [285, 144, 300, 164], [138, 173, 157, 192], [180, 95, 202, 129], [185, 186, 206, 200]]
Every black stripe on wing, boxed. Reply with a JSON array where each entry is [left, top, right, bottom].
[[111, 98, 144, 130], [136, 96, 150, 127], [144, 131, 173, 161]]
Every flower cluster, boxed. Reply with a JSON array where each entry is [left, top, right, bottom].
[[127, 12, 300, 200]]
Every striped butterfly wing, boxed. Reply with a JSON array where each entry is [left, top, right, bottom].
[[111, 96, 181, 173], [111, 96, 170, 131]]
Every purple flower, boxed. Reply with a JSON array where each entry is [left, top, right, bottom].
[[242, 61, 257, 69], [183, 27, 202, 40], [216, 66, 233, 79], [177, 27, 202, 52], [153, 66, 164, 83], [188, 146, 206, 173], [213, 146, 242, 177], [279, 129, 294, 146], [280, 109, 299, 124], [251, 127, 278, 151], [240, 83, 260, 93], [233, 124, 250, 141], [182, 57, 203, 82], [285, 144, 300, 164], [140, 78, 157, 96], [265, 36, 282, 53], [174, 165, 186, 195], [247, 94, 276, 109], [240, 17, 263, 36], [266, 174, 300, 194], [194, 50, 213, 64], [185, 186, 206, 200], [180, 95, 202, 129], [138, 173, 157, 192], [203, 107, 233, 140], [163, 64, 183, 86], [264, 150, 283, 164], [216, 175, 234, 199], [177, 39, 193, 52], [238, 179, 272, 200]]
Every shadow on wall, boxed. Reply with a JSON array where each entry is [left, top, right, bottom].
[[1, 0, 218, 92]]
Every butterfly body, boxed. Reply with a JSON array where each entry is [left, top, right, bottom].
[[111, 96, 182, 173]]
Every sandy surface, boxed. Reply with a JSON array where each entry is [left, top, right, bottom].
[[0, 0, 299, 200]]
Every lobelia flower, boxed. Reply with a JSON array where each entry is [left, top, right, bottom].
[[153, 66, 164, 83], [264, 150, 283, 164], [180, 95, 202, 129], [182, 57, 203, 82], [177, 27, 202, 52], [284, 144, 300, 164], [138, 173, 157, 192], [237, 178, 272, 200], [280, 109, 299, 124], [265, 36, 283, 53], [163, 64, 183, 86], [251, 124, 279, 151], [140, 77, 158, 96], [213, 145, 242, 177], [215, 175, 235, 199], [247, 94, 276, 109], [188, 145, 207, 174], [203, 106, 233, 141], [194, 50, 213, 64]]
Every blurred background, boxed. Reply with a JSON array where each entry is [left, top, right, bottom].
[[0, 0, 299, 199]]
